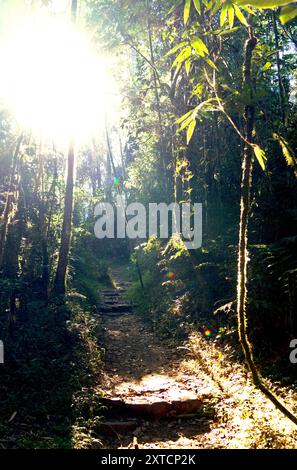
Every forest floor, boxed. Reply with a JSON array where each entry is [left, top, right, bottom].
[[86, 267, 297, 449]]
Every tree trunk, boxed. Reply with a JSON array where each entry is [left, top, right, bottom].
[[53, 140, 75, 295], [237, 27, 257, 368], [237, 23, 297, 426], [146, 0, 169, 199], [0, 134, 23, 268], [272, 11, 286, 126], [53, 0, 77, 296]]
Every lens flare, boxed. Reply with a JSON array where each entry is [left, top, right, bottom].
[[166, 272, 175, 279], [0, 11, 120, 145]]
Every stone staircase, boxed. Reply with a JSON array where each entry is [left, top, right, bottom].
[[97, 270, 133, 316], [94, 267, 213, 445]]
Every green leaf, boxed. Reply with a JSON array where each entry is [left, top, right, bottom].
[[165, 41, 188, 57], [234, 4, 249, 26], [236, 0, 292, 7], [187, 119, 196, 143], [192, 36, 209, 56], [205, 57, 218, 70], [179, 115, 194, 131], [172, 46, 191, 68], [262, 61, 272, 71], [228, 5, 235, 27], [193, 0, 202, 14], [220, 2, 229, 26], [184, 0, 191, 24], [175, 109, 195, 124], [192, 83, 204, 96], [253, 145, 267, 170], [273, 132, 297, 176], [279, 5, 297, 24], [185, 58, 191, 75]]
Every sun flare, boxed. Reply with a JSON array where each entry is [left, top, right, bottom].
[[0, 11, 119, 146]]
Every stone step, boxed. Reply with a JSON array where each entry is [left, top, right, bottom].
[[99, 396, 203, 419], [100, 304, 132, 313], [98, 311, 132, 317]]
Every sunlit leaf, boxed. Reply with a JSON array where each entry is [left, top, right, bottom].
[[175, 109, 195, 124], [234, 4, 249, 26], [185, 58, 191, 75], [172, 46, 191, 68], [184, 0, 191, 24], [192, 36, 209, 56], [205, 57, 218, 70], [192, 83, 204, 95], [279, 5, 297, 24], [220, 2, 229, 26], [165, 41, 188, 57], [262, 61, 272, 71], [187, 119, 196, 143], [179, 115, 195, 131], [228, 5, 235, 28], [273, 132, 297, 176], [253, 144, 267, 170], [193, 0, 202, 14]]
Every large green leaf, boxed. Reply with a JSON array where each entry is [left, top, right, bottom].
[[187, 119, 196, 143], [234, 4, 249, 25], [262, 61, 272, 71], [175, 109, 195, 124], [279, 5, 297, 24], [253, 145, 267, 170], [165, 41, 188, 57], [193, 0, 202, 14], [172, 46, 191, 68], [220, 2, 229, 26], [228, 5, 235, 27], [192, 36, 209, 56], [184, 0, 191, 24]]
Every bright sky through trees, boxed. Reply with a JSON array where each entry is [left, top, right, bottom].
[[0, 6, 120, 146]]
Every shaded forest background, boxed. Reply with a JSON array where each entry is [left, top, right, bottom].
[[0, 0, 297, 448]]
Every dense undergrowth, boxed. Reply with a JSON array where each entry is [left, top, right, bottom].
[[0, 237, 110, 448], [128, 235, 297, 383]]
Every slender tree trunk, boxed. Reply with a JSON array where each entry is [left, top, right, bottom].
[[146, 0, 169, 199], [237, 25, 256, 370], [54, 140, 75, 295], [237, 24, 297, 426], [0, 134, 23, 268], [118, 132, 126, 181], [53, 0, 77, 295], [3, 173, 26, 334], [272, 11, 286, 126]]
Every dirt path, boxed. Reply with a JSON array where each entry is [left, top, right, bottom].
[[94, 268, 297, 449]]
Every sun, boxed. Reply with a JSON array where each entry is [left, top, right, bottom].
[[0, 10, 119, 146]]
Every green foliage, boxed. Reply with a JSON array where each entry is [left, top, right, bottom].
[[253, 144, 267, 170], [0, 296, 102, 448]]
